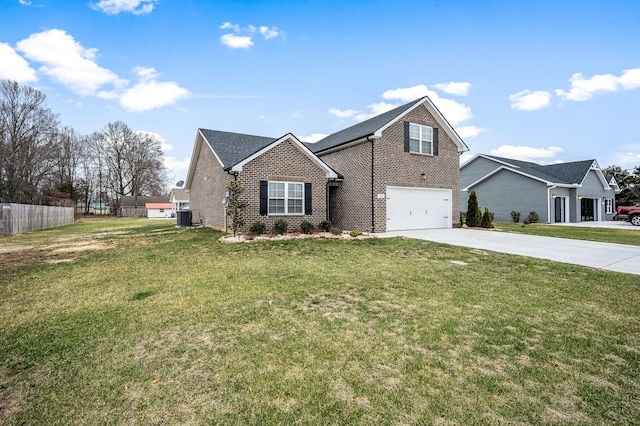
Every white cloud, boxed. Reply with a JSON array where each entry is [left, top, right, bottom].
[[220, 22, 240, 32], [382, 84, 430, 102], [220, 34, 254, 49], [219, 22, 282, 48], [299, 133, 328, 143], [329, 107, 360, 119], [16, 29, 126, 95], [164, 156, 191, 173], [490, 145, 563, 162], [0, 42, 37, 82], [455, 125, 485, 139], [92, 0, 157, 15], [433, 81, 471, 96], [613, 150, 640, 169], [19, 0, 32, 5], [382, 84, 472, 126], [509, 89, 551, 111], [259, 26, 279, 39], [555, 68, 640, 101], [120, 79, 190, 112]]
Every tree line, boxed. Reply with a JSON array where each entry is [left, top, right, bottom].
[[0, 79, 168, 213]]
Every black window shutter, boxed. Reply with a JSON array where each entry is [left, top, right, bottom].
[[304, 183, 312, 215], [259, 181, 268, 216], [403, 121, 410, 152], [433, 128, 439, 156]]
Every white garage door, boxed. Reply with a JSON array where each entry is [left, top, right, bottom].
[[386, 186, 452, 231]]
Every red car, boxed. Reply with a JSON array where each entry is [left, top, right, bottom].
[[615, 206, 640, 226]]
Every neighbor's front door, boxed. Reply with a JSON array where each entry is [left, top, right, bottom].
[[580, 198, 596, 221]]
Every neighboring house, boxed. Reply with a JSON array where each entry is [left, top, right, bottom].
[[76, 202, 110, 215], [460, 154, 621, 223], [119, 196, 170, 217], [186, 96, 469, 232], [170, 188, 190, 211], [145, 202, 175, 219]]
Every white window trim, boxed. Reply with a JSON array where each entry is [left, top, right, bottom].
[[409, 123, 433, 156], [268, 181, 304, 216]]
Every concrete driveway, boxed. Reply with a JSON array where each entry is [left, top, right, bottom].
[[378, 228, 640, 275]]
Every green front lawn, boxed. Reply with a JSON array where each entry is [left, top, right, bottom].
[[1, 219, 638, 424], [494, 222, 640, 246]]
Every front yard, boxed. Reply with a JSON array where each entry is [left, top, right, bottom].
[[1, 218, 638, 424], [494, 222, 640, 246]]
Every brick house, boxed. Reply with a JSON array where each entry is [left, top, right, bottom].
[[185, 96, 469, 232]]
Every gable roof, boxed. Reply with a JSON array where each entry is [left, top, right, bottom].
[[199, 129, 276, 169], [307, 96, 469, 154], [462, 154, 611, 190], [146, 203, 174, 209], [170, 188, 189, 202], [185, 129, 340, 188]]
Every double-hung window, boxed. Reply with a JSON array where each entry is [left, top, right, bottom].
[[409, 123, 433, 155], [268, 181, 303, 215], [604, 198, 613, 215]]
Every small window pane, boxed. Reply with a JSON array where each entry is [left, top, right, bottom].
[[268, 199, 285, 214], [409, 138, 420, 153], [421, 141, 432, 155], [421, 126, 432, 142], [288, 183, 303, 198], [268, 182, 284, 198], [288, 199, 303, 214], [409, 123, 420, 139]]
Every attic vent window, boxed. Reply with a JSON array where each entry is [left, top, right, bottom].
[[409, 123, 433, 155]]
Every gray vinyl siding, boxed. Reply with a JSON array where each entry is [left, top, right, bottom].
[[463, 169, 549, 223], [460, 157, 501, 189], [577, 170, 612, 221]]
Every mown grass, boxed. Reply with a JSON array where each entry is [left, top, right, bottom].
[[494, 222, 640, 246], [1, 218, 639, 424]]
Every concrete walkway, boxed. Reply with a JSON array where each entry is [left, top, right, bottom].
[[377, 228, 640, 275]]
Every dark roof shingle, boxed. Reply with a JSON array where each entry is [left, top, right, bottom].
[[306, 98, 426, 154], [485, 155, 595, 185], [199, 129, 276, 169]]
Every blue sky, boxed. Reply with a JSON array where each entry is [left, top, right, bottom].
[[1, 0, 639, 186]]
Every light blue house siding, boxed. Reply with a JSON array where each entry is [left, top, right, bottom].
[[462, 169, 549, 222], [460, 155, 619, 224]]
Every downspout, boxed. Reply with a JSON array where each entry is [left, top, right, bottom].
[[326, 180, 330, 222], [368, 136, 375, 233], [225, 169, 238, 233], [547, 185, 557, 224]]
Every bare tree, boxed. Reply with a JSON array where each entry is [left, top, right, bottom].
[[93, 121, 168, 214], [0, 80, 59, 204]]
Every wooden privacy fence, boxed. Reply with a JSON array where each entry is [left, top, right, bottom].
[[1, 203, 75, 236]]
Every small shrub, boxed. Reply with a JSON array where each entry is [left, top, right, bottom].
[[511, 211, 521, 223], [300, 220, 313, 234], [481, 208, 493, 229], [273, 219, 288, 235], [528, 211, 540, 224], [330, 227, 342, 235], [466, 191, 482, 227], [319, 220, 332, 232], [349, 230, 363, 237], [249, 221, 267, 235], [244, 231, 256, 241], [523, 215, 531, 225]]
